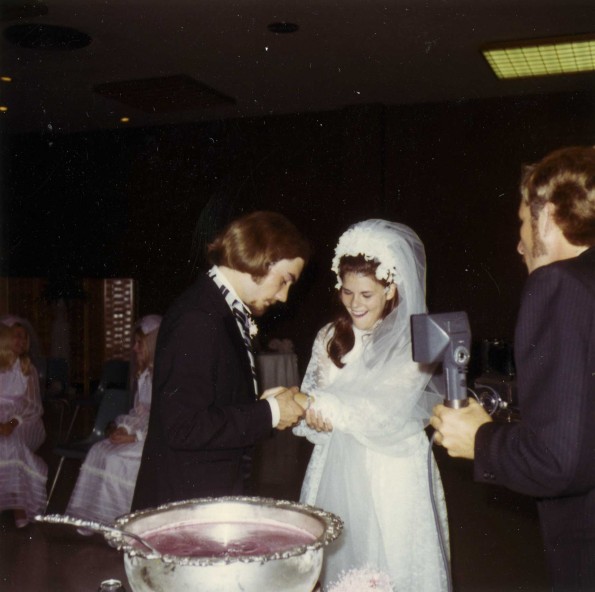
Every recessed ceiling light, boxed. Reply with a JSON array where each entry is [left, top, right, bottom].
[[482, 33, 595, 79], [1, 76, 13, 83], [0, 106, 8, 112], [119, 117, 130, 123], [267, 22, 299, 34]]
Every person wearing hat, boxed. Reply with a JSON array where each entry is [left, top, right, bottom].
[[0, 318, 47, 528], [65, 315, 162, 526]]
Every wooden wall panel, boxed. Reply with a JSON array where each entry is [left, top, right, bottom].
[[0, 277, 137, 395]]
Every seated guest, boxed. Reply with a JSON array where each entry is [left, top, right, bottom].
[[66, 315, 161, 525], [0, 321, 47, 528]]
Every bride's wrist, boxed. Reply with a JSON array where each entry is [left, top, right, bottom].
[[294, 392, 314, 411]]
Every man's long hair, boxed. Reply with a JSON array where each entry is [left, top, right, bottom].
[[207, 211, 310, 277]]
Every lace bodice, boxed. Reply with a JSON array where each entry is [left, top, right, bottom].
[[294, 323, 368, 443]]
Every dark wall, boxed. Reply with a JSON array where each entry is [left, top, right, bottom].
[[385, 92, 595, 340], [3, 90, 594, 371]]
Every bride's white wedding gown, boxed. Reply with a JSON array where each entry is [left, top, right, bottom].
[[295, 324, 449, 592]]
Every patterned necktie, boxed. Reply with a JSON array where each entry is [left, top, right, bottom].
[[208, 267, 259, 397], [232, 300, 259, 397]]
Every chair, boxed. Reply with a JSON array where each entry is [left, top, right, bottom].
[[42, 357, 71, 439], [97, 358, 130, 390], [62, 358, 130, 442], [45, 387, 131, 510]]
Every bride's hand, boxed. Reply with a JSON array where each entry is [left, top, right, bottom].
[[293, 392, 310, 410], [305, 409, 332, 432]]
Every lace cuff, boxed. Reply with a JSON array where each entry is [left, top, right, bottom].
[[293, 419, 330, 445]]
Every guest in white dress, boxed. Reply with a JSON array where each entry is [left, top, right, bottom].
[[0, 321, 47, 528], [66, 314, 161, 524], [293, 220, 449, 591]]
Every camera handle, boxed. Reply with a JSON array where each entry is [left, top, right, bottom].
[[443, 344, 470, 408], [411, 311, 471, 407], [411, 312, 472, 592]]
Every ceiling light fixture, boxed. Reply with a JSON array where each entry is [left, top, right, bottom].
[[0, 106, 8, 112], [1, 76, 13, 83], [482, 33, 595, 79]]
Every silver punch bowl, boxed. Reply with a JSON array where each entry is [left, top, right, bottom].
[[111, 496, 344, 592]]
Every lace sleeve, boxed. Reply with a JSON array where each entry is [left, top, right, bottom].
[[16, 366, 43, 424], [310, 358, 440, 454], [302, 324, 334, 394], [116, 372, 152, 441], [115, 398, 150, 440], [292, 324, 333, 445]]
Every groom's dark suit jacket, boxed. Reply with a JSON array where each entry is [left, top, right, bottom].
[[132, 275, 272, 510], [475, 247, 595, 591]]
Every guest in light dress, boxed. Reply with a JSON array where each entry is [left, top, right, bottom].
[[0, 320, 47, 528], [66, 315, 161, 525]]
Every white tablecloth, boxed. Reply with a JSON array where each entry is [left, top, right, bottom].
[[256, 353, 300, 390]]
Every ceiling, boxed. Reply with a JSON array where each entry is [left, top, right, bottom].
[[1, 0, 595, 136]]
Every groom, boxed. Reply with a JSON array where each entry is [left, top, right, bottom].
[[132, 211, 309, 509]]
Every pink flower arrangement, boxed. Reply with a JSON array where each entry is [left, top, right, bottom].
[[326, 566, 393, 591]]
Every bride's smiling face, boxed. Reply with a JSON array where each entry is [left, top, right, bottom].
[[339, 272, 396, 331]]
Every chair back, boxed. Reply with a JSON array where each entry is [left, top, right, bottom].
[[93, 359, 130, 403], [44, 357, 69, 399], [101, 359, 130, 388], [89, 388, 131, 441], [47, 387, 132, 509]]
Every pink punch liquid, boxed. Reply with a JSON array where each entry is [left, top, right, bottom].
[[141, 520, 316, 558]]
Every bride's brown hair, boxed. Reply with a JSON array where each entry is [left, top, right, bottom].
[[328, 255, 398, 368]]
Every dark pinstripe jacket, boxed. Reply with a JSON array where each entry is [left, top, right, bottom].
[[475, 247, 595, 591]]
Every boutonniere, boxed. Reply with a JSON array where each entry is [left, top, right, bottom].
[[248, 316, 258, 338]]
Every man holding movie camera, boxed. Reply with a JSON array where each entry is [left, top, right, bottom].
[[431, 146, 595, 591]]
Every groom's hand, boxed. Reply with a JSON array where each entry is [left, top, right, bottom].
[[274, 386, 305, 430]]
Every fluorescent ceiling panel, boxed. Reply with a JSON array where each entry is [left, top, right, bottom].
[[482, 34, 595, 79]]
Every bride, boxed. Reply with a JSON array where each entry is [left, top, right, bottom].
[[294, 219, 449, 591]]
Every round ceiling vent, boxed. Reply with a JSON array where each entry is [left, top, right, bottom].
[[4, 23, 91, 50]]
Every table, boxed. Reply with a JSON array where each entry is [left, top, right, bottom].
[[256, 352, 300, 390]]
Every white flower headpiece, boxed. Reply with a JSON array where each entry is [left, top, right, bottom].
[[331, 222, 400, 289]]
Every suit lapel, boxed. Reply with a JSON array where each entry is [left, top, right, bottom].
[[203, 278, 256, 396]]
